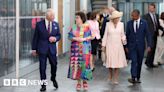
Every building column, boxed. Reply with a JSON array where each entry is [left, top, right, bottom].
[[108, 0, 112, 8], [70, 0, 76, 25], [80, 0, 87, 12], [58, 0, 63, 55], [76, 0, 80, 11], [51, 0, 58, 21], [16, 0, 20, 79], [51, 0, 63, 55]]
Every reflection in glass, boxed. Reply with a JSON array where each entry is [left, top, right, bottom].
[[0, 0, 16, 77], [0, 0, 15, 17], [19, 0, 50, 69], [0, 18, 16, 77], [20, 0, 50, 16]]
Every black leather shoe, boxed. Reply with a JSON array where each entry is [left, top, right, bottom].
[[53, 80, 58, 89], [40, 85, 46, 91], [145, 62, 152, 68], [128, 78, 136, 84], [92, 68, 95, 72], [136, 79, 141, 83], [158, 62, 162, 65], [152, 64, 158, 68]]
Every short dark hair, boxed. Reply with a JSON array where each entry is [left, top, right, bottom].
[[161, 12, 164, 20], [90, 11, 99, 20], [132, 9, 140, 15], [75, 11, 87, 23], [149, 3, 156, 8], [87, 12, 92, 20]]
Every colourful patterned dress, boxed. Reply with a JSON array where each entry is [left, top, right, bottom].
[[67, 24, 92, 81]]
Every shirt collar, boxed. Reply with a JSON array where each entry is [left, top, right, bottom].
[[134, 18, 140, 23], [137, 18, 140, 22], [149, 12, 155, 15], [45, 18, 49, 24], [103, 13, 109, 17]]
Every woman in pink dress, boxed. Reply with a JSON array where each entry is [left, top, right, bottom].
[[154, 12, 164, 65], [102, 11, 127, 84]]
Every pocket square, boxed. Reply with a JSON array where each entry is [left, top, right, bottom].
[[55, 27, 58, 29]]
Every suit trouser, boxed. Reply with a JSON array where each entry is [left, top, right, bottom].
[[130, 48, 144, 79], [39, 52, 57, 82], [145, 35, 157, 66]]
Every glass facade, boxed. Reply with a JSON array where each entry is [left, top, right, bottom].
[[0, 0, 50, 77], [0, 0, 163, 79], [19, 0, 50, 69], [116, 1, 164, 27], [0, 0, 16, 77]]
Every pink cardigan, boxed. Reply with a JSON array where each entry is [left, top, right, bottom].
[[87, 20, 100, 39]]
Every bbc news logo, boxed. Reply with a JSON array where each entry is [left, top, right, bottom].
[[3, 79, 48, 86]]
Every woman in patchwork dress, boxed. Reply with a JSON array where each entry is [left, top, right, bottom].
[[67, 12, 93, 91]]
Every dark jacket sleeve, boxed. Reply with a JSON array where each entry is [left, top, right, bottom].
[[145, 21, 152, 48], [125, 21, 130, 48], [32, 23, 39, 50], [156, 14, 164, 32], [55, 23, 61, 42]]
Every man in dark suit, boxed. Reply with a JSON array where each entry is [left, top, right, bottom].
[[143, 3, 164, 68], [100, 7, 109, 38], [99, 7, 115, 59], [126, 9, 152, 84], [32, 8, 61, 91]]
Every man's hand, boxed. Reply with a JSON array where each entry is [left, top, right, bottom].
[[75, 37, 86, 42], [125, 48, 129, 53], [102, 46, 105, 52], [49, 36, 56, 43], [147, 47, 151, 53], [32, 50, 38, 56]]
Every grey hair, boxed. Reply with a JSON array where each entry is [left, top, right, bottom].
[[46, 8, 55, 17]]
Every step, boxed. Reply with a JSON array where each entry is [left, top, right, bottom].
[[92, 1, 107, 5], [92, 0, 107, 1], [92, 5, 107, 9], [92, 5, 108, 9]]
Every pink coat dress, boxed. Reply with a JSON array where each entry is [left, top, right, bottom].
[[102, 21, 127, 68]]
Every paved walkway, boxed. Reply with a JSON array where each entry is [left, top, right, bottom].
[[1, 55, 164, 92]]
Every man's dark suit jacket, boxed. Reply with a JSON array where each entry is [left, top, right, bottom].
[[32, 20, 61, 55]]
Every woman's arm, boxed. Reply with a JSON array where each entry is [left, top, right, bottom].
[[102, 23, 108, 47], [121, 23, 127, 45]]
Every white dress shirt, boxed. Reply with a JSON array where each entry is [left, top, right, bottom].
[[133, 18, 140, 32], [45, 19, 52, 33], [149, 12, 157, 25]]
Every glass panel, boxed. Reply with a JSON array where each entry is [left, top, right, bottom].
[[118, 2, 126, 22], [0, 0, 15, 17], [117, 1, 162, 26], [0, 0, 16, 77], [159, 2, 164, 14], [19, 0, 50, 69], [133, 3, 143, 16], [20, 0, 50, 16]]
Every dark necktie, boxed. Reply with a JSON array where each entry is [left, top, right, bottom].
[[47, 22, 50, 34], [135, 21, 138, 32], [153, 14, 157, 31]]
